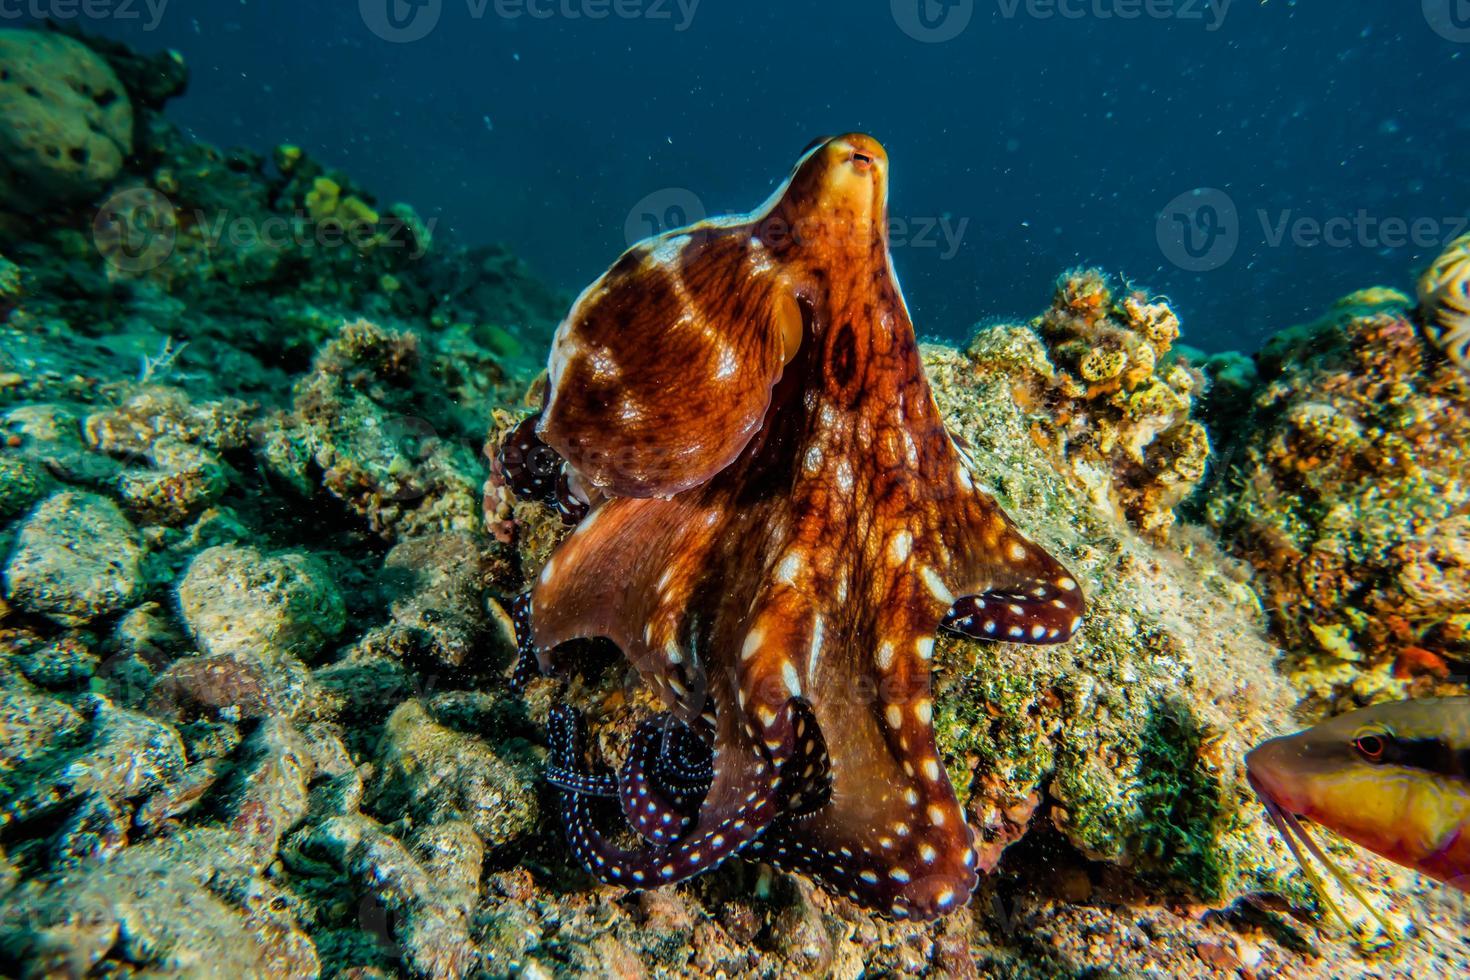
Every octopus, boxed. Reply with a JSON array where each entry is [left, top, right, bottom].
[[498, 134, 1085, 920], [1418, 231, 1470, 376]]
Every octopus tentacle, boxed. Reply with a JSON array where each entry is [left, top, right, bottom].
[[549, 703, 791, 888], [778, 699, 831, 817], [618, 715, 707, 844], [546, 764, 618, 798], [530, 496, 725, 724], [941, 581, 1083, 645], [651, 715, 715, 794], [507, 592, 542, 692], [497, 413, 561, 504]]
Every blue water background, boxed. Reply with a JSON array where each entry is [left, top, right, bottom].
[[34, 0, 1470, 353]]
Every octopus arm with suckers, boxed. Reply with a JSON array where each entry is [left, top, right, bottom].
[[505, 134, 1086, 920]]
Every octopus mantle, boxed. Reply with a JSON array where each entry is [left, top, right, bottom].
[[503, 134, 1085, 921]]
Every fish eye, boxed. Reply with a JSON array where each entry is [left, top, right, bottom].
[[1352, 731, 1389, 763]]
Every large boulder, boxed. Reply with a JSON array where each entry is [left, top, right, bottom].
[[0, 30, 133, 212]]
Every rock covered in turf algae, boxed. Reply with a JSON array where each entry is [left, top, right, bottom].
[[0, 718, 322, 977], [152, 545, 343, 721], [923, 339, 1297, 898], [84, 386, 254, 524], [369, 699, 537, 848], [2, 491, 142, 625], [289, 814, 483, 979], [374, 531, 507, 667], [177, 544, 344, 661], [1208, 289, 1470, 703], [0, 453, 55, 519], [257, 319, 483, 541], [0, 30, 133, 212]]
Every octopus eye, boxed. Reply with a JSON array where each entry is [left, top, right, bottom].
[[1353, 731, 1389, 763]]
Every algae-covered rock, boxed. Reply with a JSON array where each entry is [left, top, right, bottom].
[[0, 31, 133, 212], [287, 814, 482, 978], [0, 694, 186, 834], [375, 531, 505, 667], [0, 827, 318, 978], [2, 491, 142, 625], [177, 544, 345, 661], [0, 453, 55, 519], [368, 699, 537, 848], [923, 341, 1295, 899]]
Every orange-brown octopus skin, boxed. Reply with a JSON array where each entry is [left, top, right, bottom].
[[517, 134, 1085, 921]]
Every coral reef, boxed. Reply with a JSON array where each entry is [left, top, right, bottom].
[[1208, 289, 1470, 706], [981, 268, 1211, 541]]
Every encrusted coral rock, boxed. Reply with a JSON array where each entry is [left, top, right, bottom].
[[0, 31, 133, 212], [84, 385, 254, 456], [256, 319, 483, 541], [1209, 293, 1470, 701], [972, 268, 1209, 541], [368, 699, 537, 848], [2, 490, 143, 625], [115, 437, 229, 524]]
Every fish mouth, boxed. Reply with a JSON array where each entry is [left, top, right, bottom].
[[1247, 771, 1401, 944]]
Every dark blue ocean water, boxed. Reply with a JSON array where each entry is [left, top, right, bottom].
[[35, 0, 1470, 353]]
